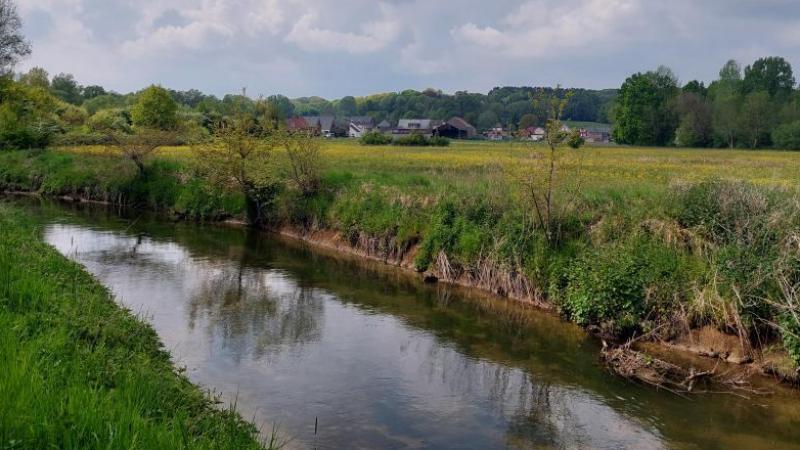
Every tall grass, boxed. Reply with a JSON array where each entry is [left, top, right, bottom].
[[0, 205, 271, 449]]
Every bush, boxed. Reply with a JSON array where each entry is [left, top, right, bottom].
[[393, 133, 429, 146], [428, 136, 451, 147], [392, 134, 451, 147], [359, 131, 392, 145], [554, 239, 686, 334], [773, 120, 800, 150]]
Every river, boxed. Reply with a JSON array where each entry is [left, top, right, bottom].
[[12, 198, 800, 449]]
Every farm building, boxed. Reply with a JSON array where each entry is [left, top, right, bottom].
[[348, 116, 376, 138], [435, 117, 477, 139]]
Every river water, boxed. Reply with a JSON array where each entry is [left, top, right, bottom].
[[14, 198, 800, 449]]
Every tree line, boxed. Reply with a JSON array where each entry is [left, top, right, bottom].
[[613, 58, 800, 149]]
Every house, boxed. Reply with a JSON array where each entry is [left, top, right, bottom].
[[485, 126, 506, 141], [348, 116, 376, 138], [302, 116, 349, 137], [285, 116, 311, 133], [520, 126, 546, 141], [394, 119, 441, 137], [377, 120, 392, 133], [580, 128, 612, 143], [434, 117, 477, 139]]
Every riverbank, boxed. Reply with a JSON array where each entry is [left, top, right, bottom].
[[1, 143, 799, 386], [0, 204, 272, 449]]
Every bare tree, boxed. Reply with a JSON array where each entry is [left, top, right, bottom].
[[0, 0, 30, 73], [281, 130, 322, 197], [519, 88, 585, 246], [108, 128, 179, 175]]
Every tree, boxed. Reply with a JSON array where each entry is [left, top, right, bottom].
[[477, 110, 499, 130], [518, 113, 539, 130], [82, 85, 106, 100], [51, 73, 83, 105], [197, 100, 279, 225], [337, 96, 357, 116], [0, 0, 30, 72], [281, 130, 322, 197], [520, 89, 585, 246], [682, 80, 707, 97], [613, 67, 679, 146], [739, 91, 773, 148], [675, 92, 713, 147], [18, 67, 49, 88], [108, 128, 179, 174], [266, 94, 295, 120], [131, 85, 178, 130], [772, 120, 800, 150], [712, 90, 741, 148], [743, 57, 795, 98]]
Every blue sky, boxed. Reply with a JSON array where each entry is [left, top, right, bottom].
[[15, 0, 800, 98]]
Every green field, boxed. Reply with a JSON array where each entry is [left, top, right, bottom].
[[1, 140, 799, 368], [0, 205, 273, 449]]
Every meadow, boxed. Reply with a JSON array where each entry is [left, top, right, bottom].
[[1, 140, 799, 369]]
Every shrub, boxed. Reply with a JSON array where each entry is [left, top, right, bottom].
[[428, 136, 451, 147], [555, 239, 686, 334], [773, 120, 800, 150], [392, 133, 429, 147], [360, 131, 392, 145]]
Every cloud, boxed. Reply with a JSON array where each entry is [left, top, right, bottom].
[[452, 0, 641, 58], [285, 12, 400, 54], [14, 0, 800, 98]]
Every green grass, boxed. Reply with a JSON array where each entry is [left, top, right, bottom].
[[0, 204, 271, 449]]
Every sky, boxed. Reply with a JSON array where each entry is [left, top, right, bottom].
[[15, 0, 800, 99]]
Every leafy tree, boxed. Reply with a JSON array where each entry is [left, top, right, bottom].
[[87, 109, 130, 133], [131, 85, 178, 130], [712, 90, 741, 148], [477, 110, 499, 130], [0, 0, 30, 72], [108, 128, 179, 174], [743, 57, 795, 98], [337, 96, 357, 116], [0, 77, 59, 148], [518, 113, 539, 129], [675, 92, 713, 147], [682, 80, 707, 97], [772, 120, 800, 150], [83, 93, 128, 115], [51, 73, 83, 105], [18, 67, 49, 88], [197, 100, 279, 225], [266, 94, 295, 120], [613, 67, 679, 146], [82, 85, 106, 100], [739, 91, 773, 148]]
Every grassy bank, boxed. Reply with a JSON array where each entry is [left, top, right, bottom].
[[0, 204, 270, 449], [1, 141, 799, 370]]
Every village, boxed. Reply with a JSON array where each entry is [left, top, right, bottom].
[[285, 115, 613, 143]]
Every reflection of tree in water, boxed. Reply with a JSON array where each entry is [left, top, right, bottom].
[[186, 260, 324, 364]]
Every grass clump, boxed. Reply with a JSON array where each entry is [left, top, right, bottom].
[[0, 205, 271, 449]]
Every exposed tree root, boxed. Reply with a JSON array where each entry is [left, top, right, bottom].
[[601, 341, 770, 397]]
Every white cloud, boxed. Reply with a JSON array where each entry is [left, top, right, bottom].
[[452, 0, 641, 58], [285, 11, 400, 54]]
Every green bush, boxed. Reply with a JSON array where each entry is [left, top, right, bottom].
[[359, 131, 392, 145], [428, 136, 451, 147], [555, 239, 686, 334], [393, 133, 430, 146], [773, 120, 800, 150]]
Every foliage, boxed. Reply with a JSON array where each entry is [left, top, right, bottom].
[[359, 130, 392, 145], [613, 67, 679, 146], [773, 120, 800, 150], [108, 128, 181, 174], [0, 0, 30, 72], [743, 57, 796, 98], [281, 131, 323, 196], [0, 76, 59, 149], [391, 134, 449, 147], [131, 85, 179, 130]]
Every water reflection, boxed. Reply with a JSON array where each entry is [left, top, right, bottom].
[[17, 198, 799, 450]]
